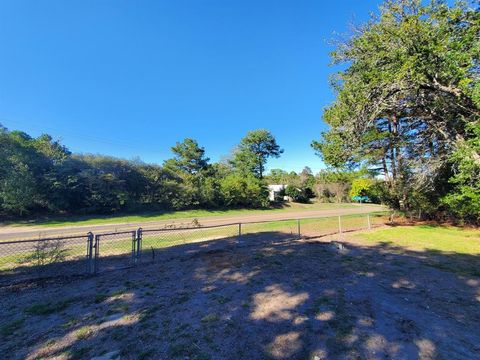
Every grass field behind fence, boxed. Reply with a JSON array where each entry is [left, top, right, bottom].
[[4, 202, 363, 228], [0, 212, 390, 273]]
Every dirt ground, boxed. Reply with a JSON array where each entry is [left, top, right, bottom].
[[1, 230, 479, 360]]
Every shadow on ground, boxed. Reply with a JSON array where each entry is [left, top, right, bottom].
[[1, 231, 479, 359]]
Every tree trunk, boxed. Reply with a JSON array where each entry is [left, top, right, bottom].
[[388, 118, 397, 181]]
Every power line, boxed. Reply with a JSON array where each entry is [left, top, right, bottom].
[[1, 118, 326, 171], [0, 118, 170, 156]]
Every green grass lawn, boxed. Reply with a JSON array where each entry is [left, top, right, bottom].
[[2, 202, 361, 228], [356, 225, 480, 255], [354, 225, 480, 277]]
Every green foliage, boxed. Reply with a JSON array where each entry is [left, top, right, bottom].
[[366, 181, 393, 205], [266, 169, 291, 184], [0, 125, 274, 217], [316, 169, 366, 184], [442, 123, 480, 223], [0, 128, 69, 215], [284, 183, 314, 203], [219, 174, 269, 208], [299, 167, 316, 190], [284, 185, 298, 199], [0, 161, 38, 216], [164, 138, 209, 175], [314, 169, 367, 203], [266, 167, 316, 203], [232, 129, 283, 179], [349, 178, 374, 199], [312, 0, 480, 223]]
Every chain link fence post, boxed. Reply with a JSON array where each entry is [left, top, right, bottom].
[[297, 219, 301, 239], [131, 231, 137, 265], [367, 214, 371, 230], [238, 223, 242, 237], [136, 227, 143, 264], [94, 234, 100, 274], [86, 232, 94, 274], [338, 216, 342, 235]]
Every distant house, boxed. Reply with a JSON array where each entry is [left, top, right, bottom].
[[268, 184, 287, 202]]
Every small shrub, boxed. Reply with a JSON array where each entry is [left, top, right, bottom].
[[285, 185, 311, 203], [19, 239, 68, 266]]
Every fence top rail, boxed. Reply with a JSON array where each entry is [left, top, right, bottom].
[[0, 234, 90, 246], [95, 230, 136, 237], [142, 210, 390, 233], [141, 212, 389, 233]]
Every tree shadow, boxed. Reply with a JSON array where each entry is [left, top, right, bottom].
[[1, 231, 479, 359]]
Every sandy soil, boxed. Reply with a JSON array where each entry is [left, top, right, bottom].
[[0, 231, 479, 360]]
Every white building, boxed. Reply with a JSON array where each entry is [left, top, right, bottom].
[[268, 184, 287, 201]]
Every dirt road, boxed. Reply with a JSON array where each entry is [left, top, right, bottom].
[[0, 204, 385, 241]]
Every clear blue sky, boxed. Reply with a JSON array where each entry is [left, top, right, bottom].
[[0, 0, 383, 174]]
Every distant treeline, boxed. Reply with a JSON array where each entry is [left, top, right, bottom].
[[0, 127, 270, 216], [0, 125, 375, 218]]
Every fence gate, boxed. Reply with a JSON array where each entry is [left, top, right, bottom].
[[94, 230, 137, 273]]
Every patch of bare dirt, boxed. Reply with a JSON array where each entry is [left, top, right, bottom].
[[1, 232, 479, 359]]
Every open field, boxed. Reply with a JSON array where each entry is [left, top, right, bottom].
[[1, 225, 479, 359], [1, 202, 358, 228]]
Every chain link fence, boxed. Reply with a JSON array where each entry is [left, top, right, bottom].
[[94, 231, 137, 273], [0, 234, 93, 285], [139, 224, 240, 264], [0, 211, 390, 284]]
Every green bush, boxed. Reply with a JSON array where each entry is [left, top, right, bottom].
[[349, 178, 374, 199], [285, 185, 311, 203], [219, 174, 269, 208]]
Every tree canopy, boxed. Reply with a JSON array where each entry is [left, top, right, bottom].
[[164, 138, 210, 175], [232, 129, 283, 179], [312, 0, 480, 222], [0, 126, 279, 217]]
